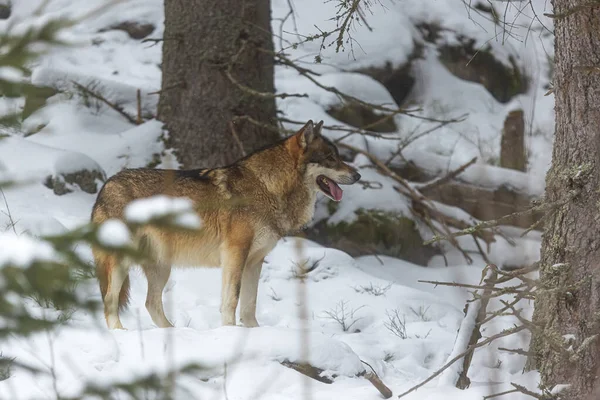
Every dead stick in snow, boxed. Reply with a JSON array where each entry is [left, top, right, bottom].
[[280, 361, 332, 384], [361, 360, 393, 398], [456, 266, 497, 389], [280, 360, 393, 398], [363, 371, 393, 399]]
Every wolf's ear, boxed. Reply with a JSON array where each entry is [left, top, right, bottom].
[[295, 120, 315, 149], [315, 120, 324, 135]]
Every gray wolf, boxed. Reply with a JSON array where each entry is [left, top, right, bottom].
[[91, 120, 361, 329]]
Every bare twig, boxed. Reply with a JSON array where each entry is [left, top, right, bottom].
[[148, 81, 186, 96], [229, 121, 247, 157], [233, 115, 291, 136], [424, 194, 574, 245], [136, 89, 142, 125], [498, 347, 534, 357], [418, 157, 477, 193], [483, 388, 520, 399], [225, 42, 307, 100], [270, 50, 464, 124], [225, 68, 308, 99], [544, 0, 600, 19], [385, 116, 469, 165], [510, 382, 546, 399], [0, 188, 17, 235]]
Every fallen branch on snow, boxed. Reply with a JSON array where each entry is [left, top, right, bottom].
[[280, 360, 393, 398]]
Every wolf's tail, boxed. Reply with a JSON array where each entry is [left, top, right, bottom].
[[92, 202, 130, 311], [94, 249, 130, 310]]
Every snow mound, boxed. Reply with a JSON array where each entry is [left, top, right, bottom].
[[0, 136, 105, 191]]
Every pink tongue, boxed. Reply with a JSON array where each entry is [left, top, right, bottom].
[[328, 180, 343, 201]]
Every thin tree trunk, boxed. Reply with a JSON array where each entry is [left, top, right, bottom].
[[528, 1, 600, 398], [158, 0, 279, 169]]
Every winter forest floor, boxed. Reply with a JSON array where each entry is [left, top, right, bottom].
[[0, 0, 554, 399]]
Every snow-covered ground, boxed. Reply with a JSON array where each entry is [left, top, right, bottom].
[[0, 0, 553, 399]]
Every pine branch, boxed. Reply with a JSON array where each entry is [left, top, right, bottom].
[[71, 80, 137, 125]]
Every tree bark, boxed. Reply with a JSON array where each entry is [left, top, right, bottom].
[[158, 0, 280, 169], [528, 1, 600, 398]]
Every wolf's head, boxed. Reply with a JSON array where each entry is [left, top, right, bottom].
[[287, 120, 361, 202]]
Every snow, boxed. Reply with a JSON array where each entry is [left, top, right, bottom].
[[0, 0, 552, 398], [124, 195, 203, 229], [97, 219, 131, 248], [0, 232, 56, 268]]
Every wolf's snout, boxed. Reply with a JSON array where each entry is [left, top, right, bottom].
[[337, 169, 361, 185]]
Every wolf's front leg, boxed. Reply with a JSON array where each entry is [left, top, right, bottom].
[[239, 258, 264, 328], [220, 234, 252, 326]]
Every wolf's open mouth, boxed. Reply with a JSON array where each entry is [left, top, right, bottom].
[[317, 175, 343, 201]]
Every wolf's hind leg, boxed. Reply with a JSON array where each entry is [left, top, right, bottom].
[[142, 263, 174, 328]]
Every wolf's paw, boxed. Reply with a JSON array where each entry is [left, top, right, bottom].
[[106, 316, 126, 330], [241, 317, 260, 328]]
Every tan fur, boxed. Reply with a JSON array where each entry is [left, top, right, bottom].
[[91, 120, 360, 329]]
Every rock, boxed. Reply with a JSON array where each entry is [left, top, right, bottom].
[[473, 1, 500, 24], [355, 62, 415, 107], [500, 109, 526, 171], [45, 152, 105, 195], [100, 21, 155, 40], [305, 209, 439, 266], [438, 39, 528, 103], [0, 1, 11, 20], [416, 22, 527, 103], [354, 43, 422, 107], [45, 169, 104, 196], [22, 85, 58, 120], [326, 102, 398, 133]]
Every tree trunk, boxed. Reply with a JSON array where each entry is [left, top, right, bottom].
[[528, 1, 600, 398], [158, 0, 280, 169]]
